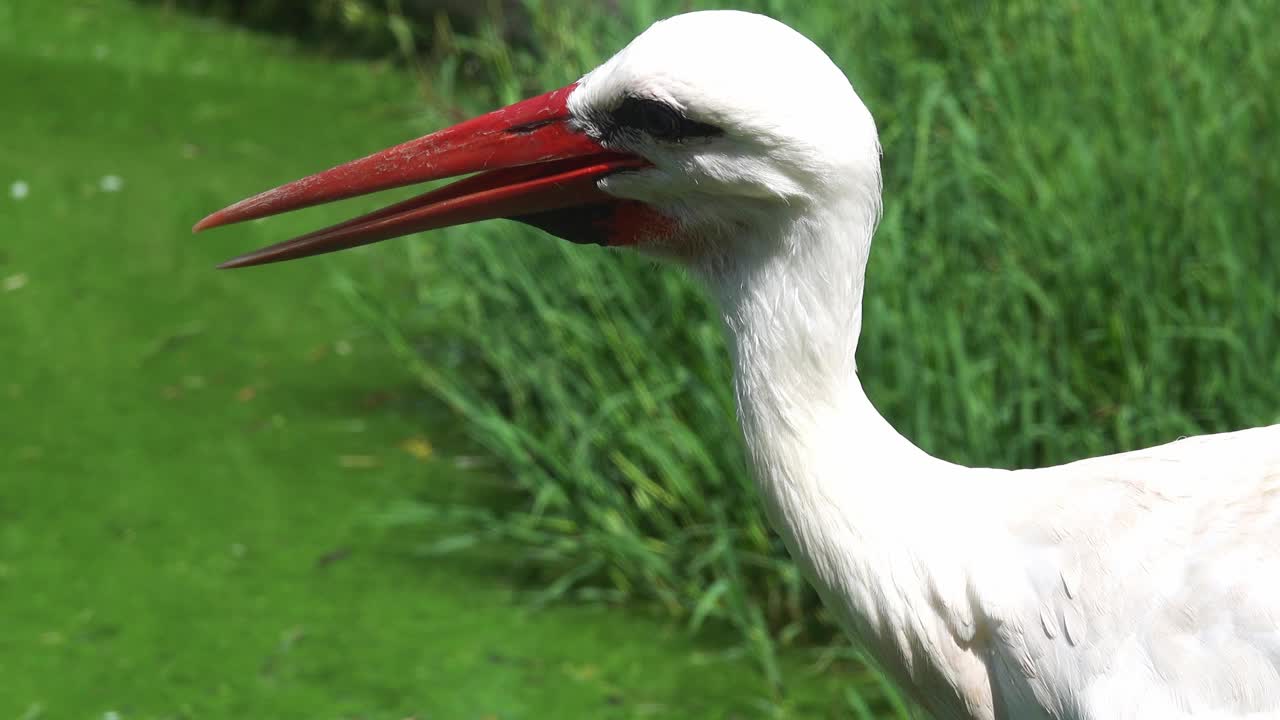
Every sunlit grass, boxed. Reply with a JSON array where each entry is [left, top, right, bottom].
[[3, 1, 882, 717]]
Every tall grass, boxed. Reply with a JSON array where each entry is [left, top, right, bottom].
[[343, 0, 1279, 707]]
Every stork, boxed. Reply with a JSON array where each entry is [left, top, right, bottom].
[[195, 11, 1280, 719]]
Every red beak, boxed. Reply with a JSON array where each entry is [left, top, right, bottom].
[[194, 83, 653, 269]]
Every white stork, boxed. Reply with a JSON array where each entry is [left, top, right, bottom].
[[196, 11, 1280, 719]]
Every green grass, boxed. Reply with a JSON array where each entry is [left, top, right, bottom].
[[0, 2, 891, 718], [10, 1, 1275, 717], [342, 0, 1280, 698]]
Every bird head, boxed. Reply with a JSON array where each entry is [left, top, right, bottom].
[[196, 11, 880, 271]]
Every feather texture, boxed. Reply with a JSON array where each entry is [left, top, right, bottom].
[[570, 11, 1280, 718]]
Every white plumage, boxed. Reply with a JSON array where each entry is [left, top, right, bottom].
[[573, 11, 1280, 719], [202, 9, 1280, 718]]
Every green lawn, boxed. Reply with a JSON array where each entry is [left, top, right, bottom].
[[0, 3, 858, 718]]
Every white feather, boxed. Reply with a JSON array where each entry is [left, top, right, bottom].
[[572, 11, 1280, 719]]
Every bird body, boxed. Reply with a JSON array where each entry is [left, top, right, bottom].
[[708, 144, 1280, 717], [198, 11, 1280, 718]]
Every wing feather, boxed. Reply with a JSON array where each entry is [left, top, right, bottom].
[[983, 425, 1280, 718]]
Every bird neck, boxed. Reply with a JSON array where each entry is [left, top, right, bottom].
[[706, 202, 950, 497], [705, 196, 975, 593], [703, 202, 989, 705]]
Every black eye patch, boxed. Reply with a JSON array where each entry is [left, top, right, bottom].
[[608, 96, 722, 142]]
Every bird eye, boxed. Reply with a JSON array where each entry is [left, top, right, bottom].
[[614, 97, 681, 139], [610, 96, 720, 142], [638, 100, 681, 138]]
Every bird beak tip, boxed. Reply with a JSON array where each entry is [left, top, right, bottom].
[[195, 82, 651, 265], [216, 252, 265, 270]]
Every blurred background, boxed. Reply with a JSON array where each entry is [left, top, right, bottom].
[[2, 1, 1277, 717]]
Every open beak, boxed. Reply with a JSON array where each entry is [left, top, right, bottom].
[[194, 83, 650, 269]]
